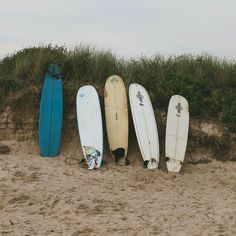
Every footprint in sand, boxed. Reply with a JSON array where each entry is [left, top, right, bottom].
[[25, 172, 40, 182], [8, 194, 30, 205], [71, 228, 93, 236]]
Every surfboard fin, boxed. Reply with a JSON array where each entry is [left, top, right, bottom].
[[143, 160, 149, 168], [125, 159, 130, 166], [166, 157, 183, 166], [144, 159, 158, 169], [111, 148, 126, 163], [79, 158, 86, 164], [83, 146, 100, 170]]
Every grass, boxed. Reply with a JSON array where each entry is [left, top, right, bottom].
[[0, 45, 236, 160], [1, 45, 236, 126]]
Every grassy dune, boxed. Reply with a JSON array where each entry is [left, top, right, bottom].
[[0, 45, 236, 160], [1, 45, 236, 125]]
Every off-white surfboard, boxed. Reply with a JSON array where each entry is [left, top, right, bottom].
[[165, 95, 189, 172], [129, 83, 159, 169], [104, 75, 129, 164], [76, 85, 103, 169]]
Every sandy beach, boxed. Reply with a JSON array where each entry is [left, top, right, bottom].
[[0, 141, 235, 236]]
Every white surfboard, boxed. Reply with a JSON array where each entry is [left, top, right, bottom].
[[129, 83, 159, 169], [165, 95, 189, 172], [76, 85, 103, 169]]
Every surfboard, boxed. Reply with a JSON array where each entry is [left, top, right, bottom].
[[129, 83, 159, 169], [104, 75, 129, 164], [165, 95, 189, 172], [39, 65, 63, 157], [76, 85, 103, 169]]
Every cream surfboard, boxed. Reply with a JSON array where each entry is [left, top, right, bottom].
[[104, 75, 129, 164], [76, 85, 103, 169], [165, 95, 189, 172], [129, 83, 159, 169]]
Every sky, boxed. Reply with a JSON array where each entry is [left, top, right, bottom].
[[0, 0, 236, 59]]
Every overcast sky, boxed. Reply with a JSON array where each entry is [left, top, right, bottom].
[[0, 0, 236, 59]]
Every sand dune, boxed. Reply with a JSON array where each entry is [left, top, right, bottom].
[[0, 141, 236, 236]]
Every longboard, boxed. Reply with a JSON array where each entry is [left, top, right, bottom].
[[129, 83, 159, 169], [165, 95, 189, 172], [104, 75, 129, 164], [39, 65, 63, 157], [76, 85, 103, 169]]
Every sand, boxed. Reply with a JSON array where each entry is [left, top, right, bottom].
[[0, 141, 236, 236]]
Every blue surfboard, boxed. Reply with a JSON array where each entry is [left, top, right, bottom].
[[39, 65, 63, 157]]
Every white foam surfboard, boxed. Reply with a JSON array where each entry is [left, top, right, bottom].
[[165, 95, 189, 172], [129, 83, 159, 169], [76, 85, 103, 169]]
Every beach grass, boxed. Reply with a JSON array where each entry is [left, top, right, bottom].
[[0, 45, 236, 160], [1, 45, 236, 127]]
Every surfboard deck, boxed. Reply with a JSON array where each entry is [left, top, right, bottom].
[[129, 83, 159, 169], [165, 95, 189, 172], [39, 65, 63, 157], [104, 75, 129, 164], [76, 85, 103, 169]]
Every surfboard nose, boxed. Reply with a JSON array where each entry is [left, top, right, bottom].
[[47, 64, 61, 79]]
